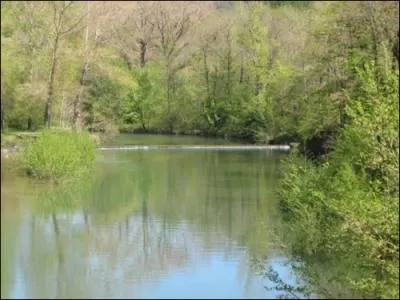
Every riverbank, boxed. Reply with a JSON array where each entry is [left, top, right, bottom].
[[1, 131, 37, 159], [1, 147, 19, 159], [1, 129, 293, 160], [118, 126, 299, 146], [0, 129, 102, 160], [99, 144, 291, 151]]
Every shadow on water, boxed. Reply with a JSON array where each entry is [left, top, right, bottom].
[[1, 146, 325, 299]]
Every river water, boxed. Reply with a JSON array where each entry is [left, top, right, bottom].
[[1, 134, 311, 299]]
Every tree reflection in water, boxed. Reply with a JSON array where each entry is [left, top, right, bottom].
[[2, 149, 309, 298]]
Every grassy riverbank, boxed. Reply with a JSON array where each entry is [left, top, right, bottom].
[[1, 128, 98, 183], [1, 128, 102, 150]]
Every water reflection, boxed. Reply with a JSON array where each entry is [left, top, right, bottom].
[[1, 149, 307, 299]]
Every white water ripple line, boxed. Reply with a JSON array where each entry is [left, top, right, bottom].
[[98, 145, 291, 151]]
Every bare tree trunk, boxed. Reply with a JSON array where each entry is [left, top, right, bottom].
[[73, 62, 88, 129], [239, 54, 244, 84], [202, 47, 213, 127], [44, 1, 85, 129], [203, 48, 210, 96], [1, 68, 4, 131], [44, 35, 60, 128], [211, 66, 219, 129], [226, 34, 232, 100], [167, 72, 171, 115], [139, 39, 147, 68], [365, 2, 381, 79], [1, 99, 4, 131], [166, 70, 173, 132], [27, 117, 33, 130], [394, 30, 399, 70], [140, 113, 147, 131], [73, 1, 90, 130]]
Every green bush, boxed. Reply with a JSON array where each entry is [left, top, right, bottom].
[[22, 130, 96, 181], [278, 57, 399, 298]]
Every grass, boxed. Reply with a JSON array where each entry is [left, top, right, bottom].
[[21, 129, 96, 182]]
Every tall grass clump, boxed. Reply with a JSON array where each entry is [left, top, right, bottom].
[[22, 130, 96, 181]]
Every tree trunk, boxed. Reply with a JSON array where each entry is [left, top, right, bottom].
[[239, 55, 244, 84], [44, 35, 60, 128], [140, 111, 147, 131], [73, 62, 88, 129], [1, 100, 4, 131], [226, 38, 232, 99], [27, 117, 33, 131], [166, 70, 173, 132], [203, 47, 212, 126], [203, 48, 210, 96], [139, 39, 147, 68], [1, 68, 5, 131], [167, 72, 171, 116], [394, 30, 399, 70], [73, 1, 90, 130]]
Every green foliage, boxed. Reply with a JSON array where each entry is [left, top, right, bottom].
[[335, 53, 399, 194], [86, 74, 127, 132], [1, 1, 398, 143], [267, 1, 312, 8], [21, 130, 96, 181], [121, 67, 161, 130], [278, 56, 399, 298]]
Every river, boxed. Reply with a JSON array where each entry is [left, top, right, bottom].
[[1, 134, 311, 299]]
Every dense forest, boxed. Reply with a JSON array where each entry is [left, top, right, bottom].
[[2, 1, 397, 144], [1, 1, 399, 298]]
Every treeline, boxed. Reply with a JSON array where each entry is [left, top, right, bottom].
[[264, 1, 399, 299], [2, 1, 397, 145]]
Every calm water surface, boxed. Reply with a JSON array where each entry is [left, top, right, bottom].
[[1, 134, 307, 299]]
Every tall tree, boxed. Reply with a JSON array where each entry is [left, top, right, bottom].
[[44, 1, 84, 128], [72, 1, 114, 129], [150, 1, 207, 130]]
